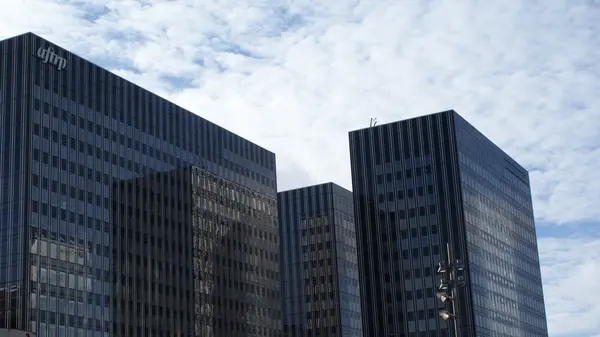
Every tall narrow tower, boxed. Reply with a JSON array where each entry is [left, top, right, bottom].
[[278, 183, 362, 337]]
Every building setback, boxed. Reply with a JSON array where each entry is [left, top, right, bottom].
[[0, 32, 281, 337], [348, 110, 548, 337], [111, 166, 280, 337], [278, 183, 362, 337], [110, 167, 195, 336]]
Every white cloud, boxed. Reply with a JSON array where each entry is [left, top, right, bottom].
[[539, 237, 600, 336], [2, 1, 600, 336], [4, 1, 599, 224]]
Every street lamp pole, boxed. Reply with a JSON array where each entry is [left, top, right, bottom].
[[447, 243, 459, 337], [436, 242, 464, 337]]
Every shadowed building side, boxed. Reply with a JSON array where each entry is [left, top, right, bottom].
[[111, 165, 281, 337], [110, 167, 195, 336]]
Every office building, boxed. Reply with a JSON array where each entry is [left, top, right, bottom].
[[0, 32, 281, 337], [348, 110, 548, 337], [278, 183, 362, 337], [111, 165, 280, 337]]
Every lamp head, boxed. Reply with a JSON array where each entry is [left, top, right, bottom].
[[438, 279, 451, 291], [437, 261, 449, 274], [436, 291, 453, 303], [439, 310, 454, 321]]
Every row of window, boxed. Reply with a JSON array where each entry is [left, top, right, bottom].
[[34, 68, 275, 172], [31, 199, 109, 233], [301, 224, 331, 237], [112, 296, 192, 321], [198, 318, 280, 336], [385, 225, 439, 242], [381, 245, 441, 262], [32, 227, 105, 253], [302, 256, 337, 270], [459, 151, 530, 203], [34, 99, 274, 187], [376, 165, 433, 184], [112, 266, 279, 301], [303, 287, 339, 302], [383, 266, 436, 282], [377, 206, 439, 224], [194, 216, 279, 245], [461, 168, 536, 240], [379, 185, 436, 203], [30, 261, 191, 306], [31, 281, 104, 305], [30, 311, 108, 333], [303, 240, 334, 252], [283, 324, 346, 334]]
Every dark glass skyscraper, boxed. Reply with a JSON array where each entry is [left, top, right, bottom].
[[111, 165, 280, 337], [0, 32, 281, 337], [278, 183, 362, 337], [348, 110, 548, 337]]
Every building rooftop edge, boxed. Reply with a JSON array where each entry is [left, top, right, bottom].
[[278, 181, 351, 194], [1, 31, 277, 157], [348, 109, 456, 134]]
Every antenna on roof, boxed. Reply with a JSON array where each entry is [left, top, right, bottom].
[[370, 117, 378, 127]]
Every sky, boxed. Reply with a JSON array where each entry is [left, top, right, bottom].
[[1, 0, 599, 336]]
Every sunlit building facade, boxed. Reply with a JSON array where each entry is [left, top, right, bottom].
[[348, 110, 548, 337], [0, 32, 280, 337], [278, 183, 362, 337]]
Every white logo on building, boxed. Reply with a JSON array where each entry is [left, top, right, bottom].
[[36, 46, 66, 71]]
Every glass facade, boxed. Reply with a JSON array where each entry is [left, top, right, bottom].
[[110, 167, 195, 337], [190, 167, 280, 337], [348, 111, 548, 337], [278, 183, 361, 337], [454, 115, 548, 337], [0, 32, 32, 332], [0, 32, 279, 337]]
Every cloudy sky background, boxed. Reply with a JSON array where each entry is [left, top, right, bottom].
[[2, 0, 600, 335]]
